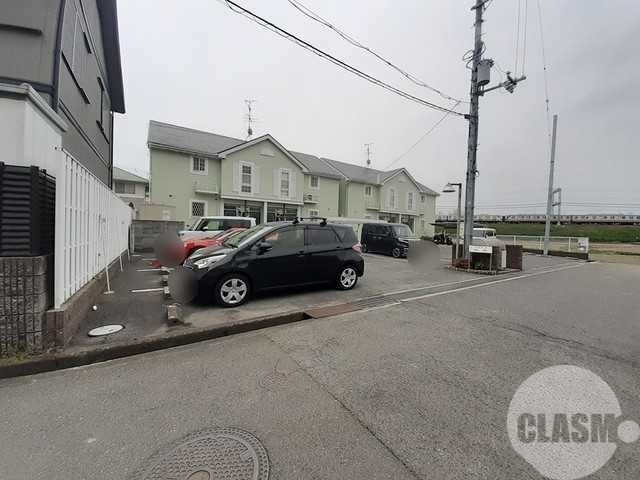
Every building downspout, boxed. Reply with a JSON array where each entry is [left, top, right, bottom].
[[52, 0, 66, 111]]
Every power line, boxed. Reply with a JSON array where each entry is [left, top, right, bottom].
[[521, 0, 529, 75], [286, 0, 467, 104], [537, 0, 552, 150], [384, 100, 462, 170], [217, 0, 465, 116]]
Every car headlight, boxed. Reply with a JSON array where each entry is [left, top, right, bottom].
[[193, 254, 226, 269]]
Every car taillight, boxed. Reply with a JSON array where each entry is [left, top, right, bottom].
[[352, 242, 362, 254]]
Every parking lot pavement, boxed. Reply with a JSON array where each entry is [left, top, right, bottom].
[[70, 246, 585, 347], [69, 255, 172, 347], [1, 252, 636, 479]]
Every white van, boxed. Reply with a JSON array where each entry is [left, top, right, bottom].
[[179, 216, 256, 240]]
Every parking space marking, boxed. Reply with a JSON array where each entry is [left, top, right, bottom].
[[131, 287, 165, 293], [137, 268, 163, 272], [399, 262, 586, 303]]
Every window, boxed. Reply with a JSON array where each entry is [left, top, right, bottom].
[[334, 226, 358, 243], [393, 224, 413, 237], [407, 192, 414, 211], [114, 182, 135, 194], [389, 188, 396, 209], [308, 209, 320, 217], [97, 77, 107, 131], [190, 200, 206, 217], [263, 227, 304, 251], [365, 185, 372, 196], [66, 0, 89, 102], [421, 194, 426, 203], [307, 227, 339, 245], [421, 220, 426, 230], [191, 157, 207, 175], [280, 170, 290, 197], [310, 176, 319, 189], [241, 163, 253, 193]]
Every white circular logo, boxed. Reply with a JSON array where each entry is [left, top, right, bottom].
[[507, 365, 639, 480]]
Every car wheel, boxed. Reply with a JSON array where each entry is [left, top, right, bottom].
[[391, 247, 402, 258], [362, 243, 368, 253], [215, 273, 250, 307], [336, 265, 358, 290]]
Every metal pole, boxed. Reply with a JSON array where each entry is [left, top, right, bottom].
[[543, 114, 558, 255], [463, 0, 485, 261], [456, 184, 462, 260]]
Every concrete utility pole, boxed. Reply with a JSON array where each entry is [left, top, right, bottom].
[[462, 0, 485, 261], [462, 0, 526, 261], [543, 114, 559, 255]]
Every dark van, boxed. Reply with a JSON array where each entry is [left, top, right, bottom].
[[361, 223, 415, 258]]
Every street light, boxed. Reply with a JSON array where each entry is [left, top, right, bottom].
[[442, 182, 463, 262]]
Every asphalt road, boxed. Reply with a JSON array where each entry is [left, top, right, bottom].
[[1, 259, 638, 479]]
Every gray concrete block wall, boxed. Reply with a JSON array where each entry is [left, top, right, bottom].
[[132, 220, 184, 252], [0, 255, 52, 355]]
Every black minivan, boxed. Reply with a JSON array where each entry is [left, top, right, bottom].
[[361, 223, 415, 258], [184, 219, 364, 307]]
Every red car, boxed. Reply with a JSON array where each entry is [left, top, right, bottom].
[[151, 228, 245, 268]]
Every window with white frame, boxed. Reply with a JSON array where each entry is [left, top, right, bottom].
[[389, 188, 396, 209], [310, 175, 319, 189], [190, 200, 206, 217], [114, 181, 135, 194], [407, 192, 414, 210], [191, 156, 207, 175], [280, 169, 290, 197], [309, 209, 320, 217], [364, 185, 372, 196], [241, 163, 253, 193]]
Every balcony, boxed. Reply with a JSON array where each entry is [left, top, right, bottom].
[[365, 197, 379, 210], [303, 193, 319, 203]]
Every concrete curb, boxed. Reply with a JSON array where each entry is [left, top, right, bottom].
[[0, 310, 310, 379]]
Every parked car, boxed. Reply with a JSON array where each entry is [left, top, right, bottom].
[[361, 223, 417, 258], [179, 216, 256, 240], [183, 219, 364, 307]]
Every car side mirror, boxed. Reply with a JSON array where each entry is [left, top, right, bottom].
[[257, 241, 273, 254], [202, 226, 208, 231]]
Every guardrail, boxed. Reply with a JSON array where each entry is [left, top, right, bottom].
[[54, 149, 132, 308], [496, 235, 590, 253]]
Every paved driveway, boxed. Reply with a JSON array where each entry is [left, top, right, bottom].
[[1, 256, 636, 479]]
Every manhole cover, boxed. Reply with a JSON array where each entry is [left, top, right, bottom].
[[130, 427, 270, 480], [87, 324, 124, 336]]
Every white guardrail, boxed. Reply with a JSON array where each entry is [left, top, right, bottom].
[[54, 149, 131, 308], [496, 235, 590, 253]]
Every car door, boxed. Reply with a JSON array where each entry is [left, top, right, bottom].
[[377, 225, 393, 254], [247, 226, 307, 290], [304, 226, 342, 283], [364, 224, 380, 252]]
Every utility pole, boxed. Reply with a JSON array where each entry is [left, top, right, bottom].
[[543, 114, 558, 254], [364, 143, 373, 167], [462, 0, 526, 260], [462, 0, 484, 261]]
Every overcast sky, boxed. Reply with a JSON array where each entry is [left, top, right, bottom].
[[113, 0, 640, 215]]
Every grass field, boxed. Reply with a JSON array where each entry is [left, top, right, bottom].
[[440, 223, 640, 243]]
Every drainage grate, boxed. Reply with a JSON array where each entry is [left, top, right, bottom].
[[130, 427, 270, 480], [348, 295, 400, 310]]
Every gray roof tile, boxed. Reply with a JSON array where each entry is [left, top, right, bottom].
[[113, 166, 148, 183]]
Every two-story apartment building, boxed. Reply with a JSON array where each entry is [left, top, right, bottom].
[[147, 121, 437, 237], [113, 166, 148, 207], [0, 0, 125, 184], [326, 159, 438, 236], [147, 121, 342, 226]]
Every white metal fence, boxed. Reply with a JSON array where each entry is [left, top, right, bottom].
[[54, 149, 131, 308], [496, 235, 590, 253]]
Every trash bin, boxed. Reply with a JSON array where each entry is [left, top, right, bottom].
[[506, 244, 523, 270]]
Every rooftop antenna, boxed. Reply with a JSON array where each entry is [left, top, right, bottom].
[[364, 143, 373, 167], [244, 99, 256, 139]]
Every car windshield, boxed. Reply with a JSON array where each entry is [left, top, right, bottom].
[[222, 225, 273, 248], [392, 225, 413, 237]]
